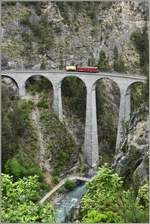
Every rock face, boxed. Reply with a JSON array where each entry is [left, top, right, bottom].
[[1, 1, 148, 73], [113, 119, 149, 188]]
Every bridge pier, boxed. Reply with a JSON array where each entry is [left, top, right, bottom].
[[116, 88, 131, 153], [18, 84, 26, 97], [124, 88, 131, 121], [84, 86, 99, 168], [53, 82, 63, 120]]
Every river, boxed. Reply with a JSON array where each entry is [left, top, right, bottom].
[[55, 183, 87, 222]]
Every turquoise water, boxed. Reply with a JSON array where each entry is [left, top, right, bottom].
[[55, 183, 87, 222]]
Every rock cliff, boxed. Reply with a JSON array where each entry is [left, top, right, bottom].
[[112, 107, 149, 188], [2, 1, 148, 73]]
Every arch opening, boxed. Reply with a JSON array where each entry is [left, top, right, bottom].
[[127, 81, 147, 120], [61, 76, 86, 146], [95, 78, 120, 164], [2, 76, 20, 168], [25, 75, 53, 108], [2, 76, 19, 100]]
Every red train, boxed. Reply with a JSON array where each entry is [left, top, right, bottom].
[[65, 65, 98, 73]]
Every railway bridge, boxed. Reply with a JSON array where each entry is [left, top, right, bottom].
[[2, 70, 146, 167]]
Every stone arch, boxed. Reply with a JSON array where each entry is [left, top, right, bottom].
[[25, 74, 53, 88], [2, 75, 19, 98], [25, 75, 53, 90], [92, 77, 121, 94], [126, 80, 145, 92], [61, 74, 87, 89], [61, 75, 87, 145], [94, 77, 121, 163], [126, 80, 146, 114], [2, 75, 19, 89]]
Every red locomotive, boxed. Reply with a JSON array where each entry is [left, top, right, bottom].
[[65, 65, 98, 73]]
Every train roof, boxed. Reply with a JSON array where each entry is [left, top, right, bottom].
[[77, 66, 98, 68]]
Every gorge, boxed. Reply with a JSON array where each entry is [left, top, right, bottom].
[[1, 1, 149, 223]]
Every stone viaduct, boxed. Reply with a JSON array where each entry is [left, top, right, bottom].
[[2, 70, 146, 168]]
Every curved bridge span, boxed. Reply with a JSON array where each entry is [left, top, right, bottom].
[[2, 70, 146, 167], [39, 176, 90, 204]]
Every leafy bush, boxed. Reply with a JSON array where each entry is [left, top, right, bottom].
[[9, 100, 34, 133], [52, 175, 59, 184], [64, 179, 76, 191], [131, 83, 146, 113], [137, 183, 149, 208], [122, 190, 149, 223], [2, 174, 55, 223], [82, 210, 122, 223], [29, 15, 54, 54], [97, 50, 110, 72], [37, 99, 49, 109], [130, 24, 148, 71], [81, 166, 149, 223], [4, 151, 43, 180], [81, 166, 123, 213]]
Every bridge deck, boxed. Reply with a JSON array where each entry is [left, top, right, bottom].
[[2, 70, 146, 81]]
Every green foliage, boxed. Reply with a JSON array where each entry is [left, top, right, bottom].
[[2, 89, 36, 167], [81, 166, 123, 213], [130, 23, 149, 107], [81, 166, 149, 223], [130, 86, 147, 120], [56, 151, 70, 164], [130, 24, 149, 72], [39, 100, 77, 177], [29, 15, 54, 54], [121, 190, 149, 223], [62, 77, 86, 119], [37, 99, 49, 109], [2, 85, 19, 164], [2, 174, 55, 223], [96, 80, 119, 160], [4, 99, 34, 138], [113, 46, 126, 72], [87, 10, 97, 25], [11, 100, 34, 132], [56, 2, 71, 25], [4, 151, 43, 180], [64, 179, 76, 191], [2, 41, 25, 60], [82, 210, 122, 223], [137, 183, 149, 208], [26, 77, 52, 94], [97, 50, 110, 72], [52, 175, 59, 184]]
